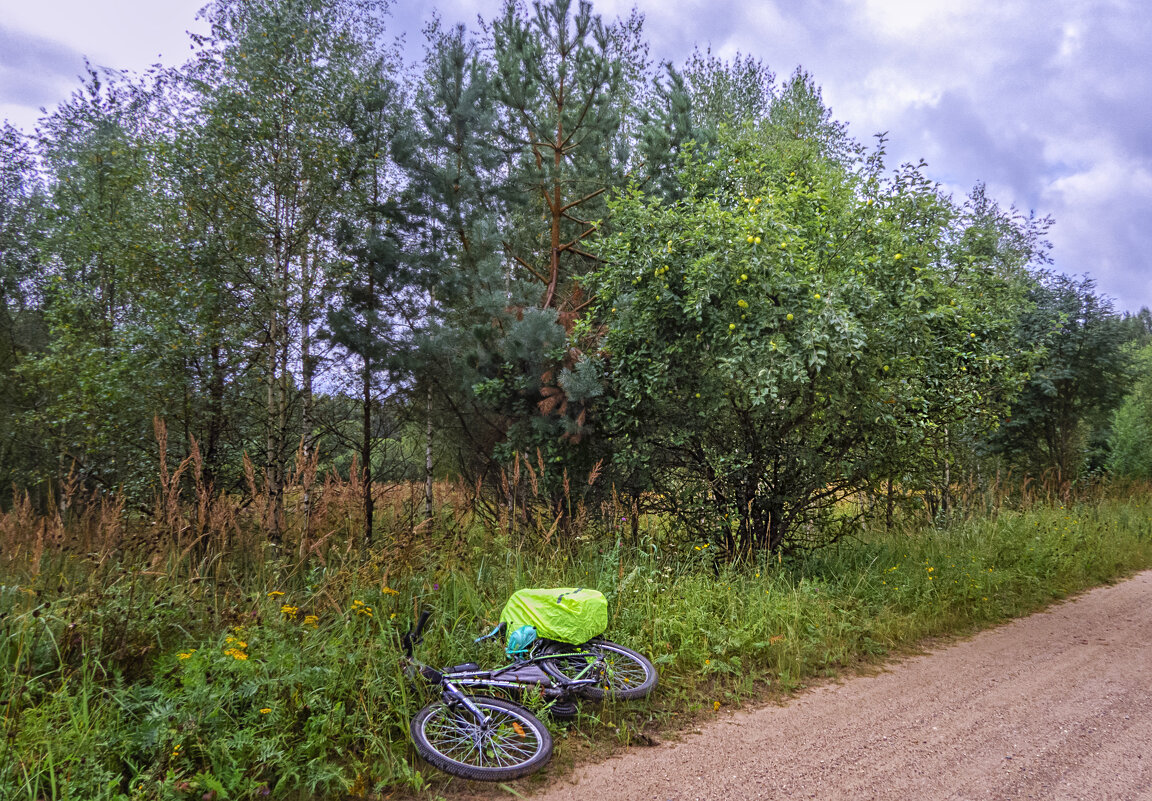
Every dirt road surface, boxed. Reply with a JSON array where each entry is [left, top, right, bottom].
[[529, 570, 1152, 801]]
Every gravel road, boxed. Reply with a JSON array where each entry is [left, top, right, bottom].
[[528, 569, 1152, 801]]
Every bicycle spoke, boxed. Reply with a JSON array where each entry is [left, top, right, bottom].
[[422, 705, 544, 769]]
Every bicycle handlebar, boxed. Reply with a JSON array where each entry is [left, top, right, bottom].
[[402, 609, 433, 657], [414, 610, 432, 640]]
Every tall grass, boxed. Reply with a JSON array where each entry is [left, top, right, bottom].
[[2, 462, 1151, 799]]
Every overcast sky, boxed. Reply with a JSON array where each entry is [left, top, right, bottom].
[[2, 0, 1149, 313]]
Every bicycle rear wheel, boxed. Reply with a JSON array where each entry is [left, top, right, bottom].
[[541, 639, 658, 701], [410, 696, 552, 781]]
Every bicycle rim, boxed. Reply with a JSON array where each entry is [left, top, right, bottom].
[[412, 697, 552, 780]]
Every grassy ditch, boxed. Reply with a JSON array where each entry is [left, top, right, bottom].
[[2, 496, 1152, 799]]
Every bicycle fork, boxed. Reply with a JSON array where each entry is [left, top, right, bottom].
[[442, 682, 493, 728]]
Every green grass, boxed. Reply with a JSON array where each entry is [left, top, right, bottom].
[[3, 495, 1152, 799]]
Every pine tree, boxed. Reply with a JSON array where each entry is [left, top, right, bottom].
[[490, 0, 640, 313], [405, 23, 513, 492], [445, 0, 648, 505], [324, 62, 412, 545]]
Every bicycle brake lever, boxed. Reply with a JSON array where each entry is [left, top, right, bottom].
[[473, 621, 507, 643]]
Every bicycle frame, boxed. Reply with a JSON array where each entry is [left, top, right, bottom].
[[437, 642, 606, 701], [403, 612, 605, 726]]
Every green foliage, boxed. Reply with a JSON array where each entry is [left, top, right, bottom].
[[491, 0, 634, 308], [11, 68, 194, 502], [0, 124, 48, 503], [637, 49, 775, 201], [1108, 344, 1152, 478], [402, 23, 524, 485], [680, 48, 776, 132], [885, 183, 1047, 518], [4, 0, 1129, 541], [1119, 307, 1152, 346], [992, 273, 1132, 479], [0, 123, 42, 322], [766, 68, 860, 166], [407, 0, 650, 499], [626, 498, 1152, 700]]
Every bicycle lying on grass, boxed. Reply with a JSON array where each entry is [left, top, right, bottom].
[[401, 608, 658, 781]]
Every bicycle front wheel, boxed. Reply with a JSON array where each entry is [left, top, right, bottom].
[[541, 639, 658, 701], [410, 696, 553, 781]]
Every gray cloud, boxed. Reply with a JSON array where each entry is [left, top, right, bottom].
[[283, 0, 1152, 313], [0, 24, 87, 112], [686, 0, 1152, 313], [0, 25, 84, 73], [1, 0, 1149, 312], [898, 90, 1051, 199]]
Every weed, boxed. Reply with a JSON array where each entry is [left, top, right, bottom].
[[2, 471, 1151, 798]]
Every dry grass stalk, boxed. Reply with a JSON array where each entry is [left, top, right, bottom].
[[524, 457, 539, 499]]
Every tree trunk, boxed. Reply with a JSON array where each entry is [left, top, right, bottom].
[[203, 336, 225, 490], [300, 244, 316, 523], [942, 428, 952, 516], [266, 307, 282, 542], [885, 474, 894, 530], [424, 382, 434, 522], [361, 354, 374, 546], [265, 209, 289, 544]]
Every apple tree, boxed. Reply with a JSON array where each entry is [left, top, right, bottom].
[[588, 126, 1020, 552]]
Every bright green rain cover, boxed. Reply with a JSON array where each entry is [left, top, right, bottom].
[[499, 588, 607, 645]]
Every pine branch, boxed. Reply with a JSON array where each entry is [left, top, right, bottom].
[[559, 186, 606, 214], [505, 248, 549, 284], [559, 225, 597, 251], [565, 245, 601, 262]]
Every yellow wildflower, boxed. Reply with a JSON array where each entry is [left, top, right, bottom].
[[260, 708, 272, 715], [281, 605, 299, 619], [267, 590, 285, 598]]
